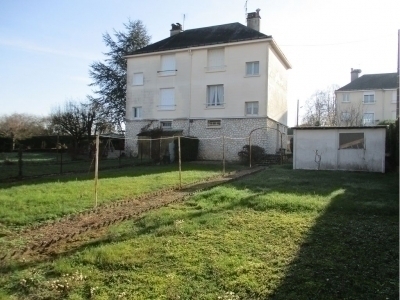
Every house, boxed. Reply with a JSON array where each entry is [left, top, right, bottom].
[[292, 126, 386, 173], [336, 69, 398, 126], [124, 10, 291, 161]]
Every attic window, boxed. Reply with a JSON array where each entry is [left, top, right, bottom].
[[339, 133, 364, 149]]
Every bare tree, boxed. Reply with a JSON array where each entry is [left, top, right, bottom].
[[302, 85, 339, 126], [337, 103, 364, 126], [0, 113, 48, 148], [51, 101, 103, 156]]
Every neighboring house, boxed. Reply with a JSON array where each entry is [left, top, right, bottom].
[[293, 126, 386, 173], [336, 69, 398, 126], [124, 10, 291, 160]]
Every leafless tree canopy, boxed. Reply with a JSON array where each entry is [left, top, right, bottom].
[[0, 113, 48, 141], [302, 85, 339, 126]]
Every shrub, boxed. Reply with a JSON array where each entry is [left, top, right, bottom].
[[238, 144, 265, 164]]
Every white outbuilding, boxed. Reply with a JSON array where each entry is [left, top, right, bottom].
[[293, 126, 386, 173]]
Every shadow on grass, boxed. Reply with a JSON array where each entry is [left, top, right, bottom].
[[1, 167, 398, 299], [127, 168, 400, 299]]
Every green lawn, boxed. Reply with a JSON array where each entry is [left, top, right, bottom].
[[0, 151, 146, 180], [0, 165, 398, 299]]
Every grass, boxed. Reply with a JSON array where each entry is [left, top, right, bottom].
[[0, 165, 398, 299], [0, 162, 234, 227], [0, 151, 146, 180]]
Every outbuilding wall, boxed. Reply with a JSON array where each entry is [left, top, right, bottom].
[[293, 127, 386, 173]]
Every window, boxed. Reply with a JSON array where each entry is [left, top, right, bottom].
[[392, 91, 397, 103], [245, 102, 259, 115], [341, 112, 351, 122], [207, 48, 225, 71], [207, 85, 224, 107], [160, 121, 172, 129], [246, 61, 259, 76], [207, 119, 221, 128], [159, 88, 175, 110], [339, 133, 364, 149], [160, 54, 176, 76], [363, 113, 374, 125], [342, 93, 350, 102], [132, 73, 143, 86], [363, 92, 375, 104], [133, 107, 142, 119]]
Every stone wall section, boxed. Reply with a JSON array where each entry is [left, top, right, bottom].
[[125, 117, 287, 161]]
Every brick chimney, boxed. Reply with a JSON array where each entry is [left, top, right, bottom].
[[170, 23, 182, 36], [351, 68, 361, 82], [246, 9, 261, 31]]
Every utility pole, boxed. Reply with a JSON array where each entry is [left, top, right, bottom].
[[296, 99, 300, 126]]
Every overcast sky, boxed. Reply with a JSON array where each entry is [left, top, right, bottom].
[[0, 0, 399, 126]]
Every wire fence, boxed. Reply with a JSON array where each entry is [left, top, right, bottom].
[[0, 132, 287, 182]]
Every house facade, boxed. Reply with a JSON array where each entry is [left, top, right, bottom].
[[336, 69, 398, 126], [124, 11, 291, 160]]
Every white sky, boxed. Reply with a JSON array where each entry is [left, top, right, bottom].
[[0, 0, 399, 126]]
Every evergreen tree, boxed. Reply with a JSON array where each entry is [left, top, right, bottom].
[[89, 20, 151, 131]]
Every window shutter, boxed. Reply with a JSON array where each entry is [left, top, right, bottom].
[[161, 55, 176, 72], [133, 73, 143, 85], [208, 48, 224, 67], [160, 88, 175, 110]]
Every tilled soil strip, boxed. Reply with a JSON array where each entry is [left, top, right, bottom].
[[1, 167, 264, 263]]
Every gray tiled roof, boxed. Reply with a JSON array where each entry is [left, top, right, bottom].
[[337, 73, 398, 91], [128, 22, 271, 55]]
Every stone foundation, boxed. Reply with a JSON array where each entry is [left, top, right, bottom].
[[125, 118, 287, 161]]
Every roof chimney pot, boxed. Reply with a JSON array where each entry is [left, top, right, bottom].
[[350, 68, 362, 82], [170, 23, 183, 36], [246, 9, 261, 32]]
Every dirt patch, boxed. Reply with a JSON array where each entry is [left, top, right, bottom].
[[0, 167, 264, 265]]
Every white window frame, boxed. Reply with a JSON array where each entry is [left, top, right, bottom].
[[363, 92, 375, 104], [363, 112, 374, 125], [160, 120, 172, 129], [206, 85, 224, 108], [132, 107, 142, 119], [341, 112, 351, 122], [207, 119, 222, 128], [245, 101, 259, 116], [245, 61, 260, 76], [342, 93, 350, 102], [159, 88, 175, 110], [159, 54, 176, 76], [132, 72, 144, 86], [206, 48, 225, 72]]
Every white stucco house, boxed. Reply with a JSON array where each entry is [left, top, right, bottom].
[[293, 126, 386, 173], [124, 10, 291, 160], [335, 69, 398, 126]]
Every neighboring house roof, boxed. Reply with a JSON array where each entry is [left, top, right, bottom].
[[128, 22, 271, 55], [337, 73, 398, 91]]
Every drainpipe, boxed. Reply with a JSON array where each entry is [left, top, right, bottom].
[[188, 48, 193, 135]]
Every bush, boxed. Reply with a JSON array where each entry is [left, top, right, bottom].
[[174, 136, 199, 161], [238, 145, 265, 164]]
